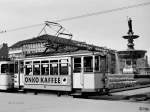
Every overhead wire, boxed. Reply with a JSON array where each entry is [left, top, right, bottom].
[[54, 1, 150, 22], [6, 23, 44, 33], [1, 1, 150, 34]]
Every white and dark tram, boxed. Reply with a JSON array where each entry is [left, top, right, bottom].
[[0, 49, 116, 95], [12, 50, 116, 95]]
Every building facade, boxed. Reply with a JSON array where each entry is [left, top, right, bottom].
[[0, 43, 9, 61], [9, 34, 111, 59]]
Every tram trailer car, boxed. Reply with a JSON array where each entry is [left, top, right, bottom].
[[13, 50, 116, 95], [0, 61, 14, 90]]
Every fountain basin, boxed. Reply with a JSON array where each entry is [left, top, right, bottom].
[[117, 50, 146, 59]]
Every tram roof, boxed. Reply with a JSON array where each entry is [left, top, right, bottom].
[[24, 50, 114, 59]]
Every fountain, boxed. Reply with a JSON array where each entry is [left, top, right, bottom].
[[117, 18, 147, 74]]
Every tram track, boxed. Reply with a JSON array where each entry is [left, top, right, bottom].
[[110, 84, 150, 93], [84, 86, 150, 104]]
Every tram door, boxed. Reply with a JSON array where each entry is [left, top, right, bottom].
[[14, 60, 24, 89], [73, 57, 83, 89]]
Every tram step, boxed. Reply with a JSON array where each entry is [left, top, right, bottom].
[[70, 92, 82, 97]]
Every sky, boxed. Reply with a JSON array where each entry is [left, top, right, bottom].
[[0, 0, 150, 61]]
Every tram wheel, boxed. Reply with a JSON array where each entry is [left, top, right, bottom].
[[57, 92, 61, 97], [23, 89, 27, 94], [34, 91, 38, 95]]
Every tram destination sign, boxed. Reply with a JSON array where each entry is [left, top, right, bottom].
[[24, 76, 69, 85]]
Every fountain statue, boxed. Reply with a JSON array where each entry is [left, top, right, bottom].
[[117, 18, 147, 74]]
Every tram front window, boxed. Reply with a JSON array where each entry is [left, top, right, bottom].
[[84, 56, 93, 72], [1, 64, 8, 73]]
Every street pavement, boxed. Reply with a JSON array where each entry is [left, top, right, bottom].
[[0, 92, 149, 112]]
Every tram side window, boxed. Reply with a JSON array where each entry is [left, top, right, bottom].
[[84, 56, 93, 72], [50, 60, 58, 75], [33, 61, 40, 75], [59, 59, 68, 75], [25, 64, 32, 75], [1, 64, 8, 73], [41, 60, 49, 75], [74, 57, 81, 73]]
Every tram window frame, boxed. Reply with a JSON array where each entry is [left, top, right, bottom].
[[9, 64, 14, 73], [59, 59, 68, 75], [14, 61, 18, 73], [73, 57, 81, 73], [50, 60, 58, 75], [25, 61, 32, 75], [132, 60, 136, 66], [95, 56, 100, 72], [41, 60, 49, 75], [33, 61, 40, 75], [100, 56, 107, 73], [20, 61, 24, 73], [84, 56, 93, 72]]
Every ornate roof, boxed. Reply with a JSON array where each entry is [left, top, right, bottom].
[[10, 34, 81, 48], [9, 34, 115, 55]]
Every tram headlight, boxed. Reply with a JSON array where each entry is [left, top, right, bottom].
[[62, 77, 67, 85]]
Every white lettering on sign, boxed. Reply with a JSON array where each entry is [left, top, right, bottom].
[[24, 76, 68, 85]]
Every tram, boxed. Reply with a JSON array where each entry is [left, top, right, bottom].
[[0, 61, 14, 90], [13, 50, 116, 94]]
